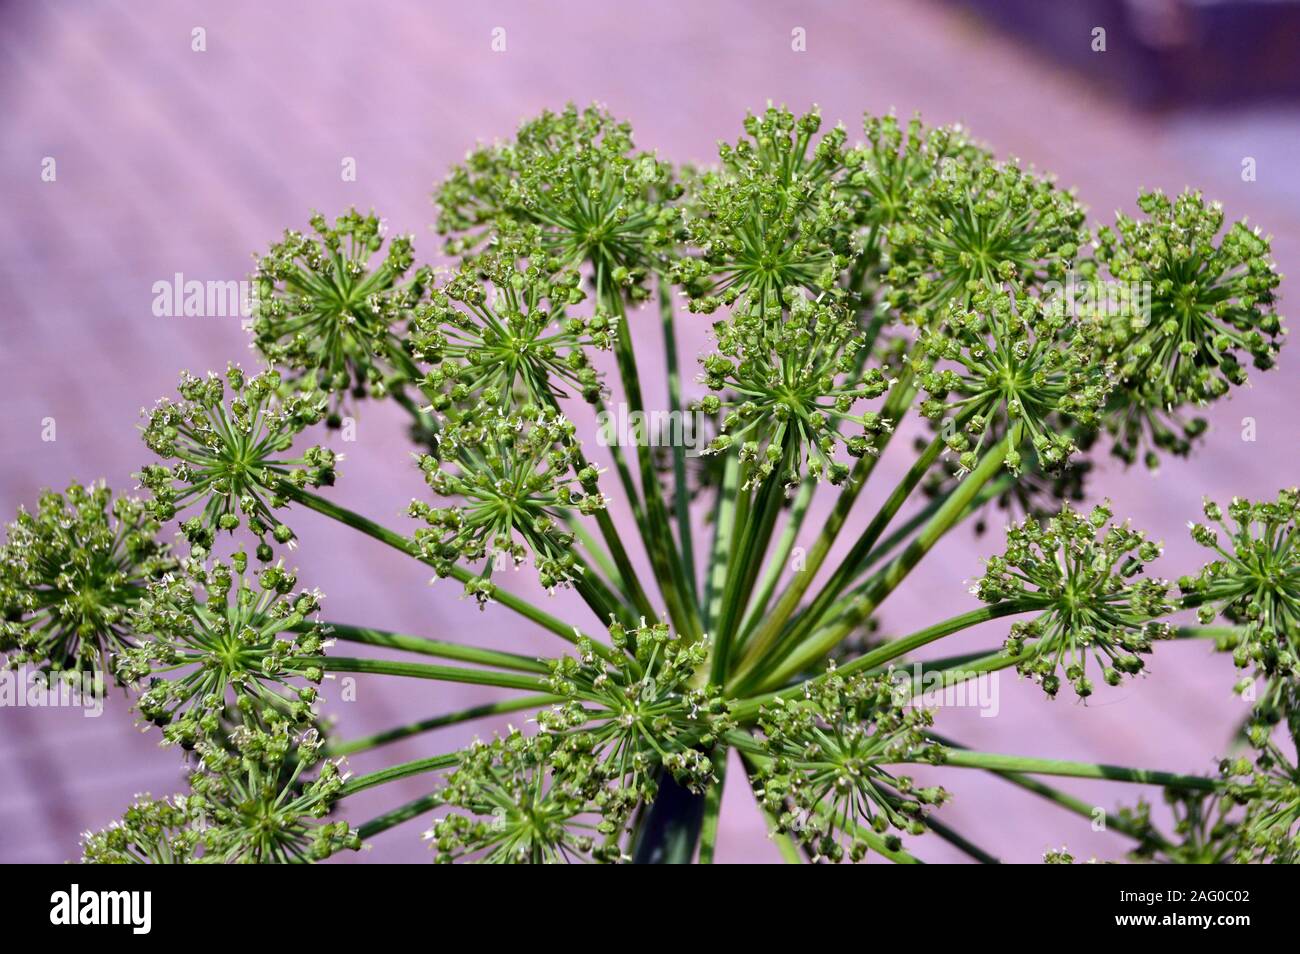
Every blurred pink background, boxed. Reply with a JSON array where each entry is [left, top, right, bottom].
[[2, 0, 1297, 863]]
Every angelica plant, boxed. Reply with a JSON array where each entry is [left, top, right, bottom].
[[5, 103, 1296, 864]]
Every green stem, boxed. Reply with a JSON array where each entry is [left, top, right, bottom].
[[758, 426, 1019, 690], [660, 277, 697, 600], [1176, 625, 1244, 649], [702, 453, 740, 632], [327, 694, 559, 757], [315, 656, 551, 693], [598, 265, 701, 644], [565, 514, 625, 595], [285, 486, 613, 660], [697, 752, 728, 864], [740, 473, 816, 636], [729, 601, 1031, 715], [594, 395, 647, 528], [339, 752, 458, 797], [736, 372, 917, 675], [712, 466, 785, 683], [570, 557, 635, 627], [317, 622, 550, 673], [357, 793, 441, 839], [589, 508, 655, 620], [909, 650, 1013, 690], [924, 817, 1001, 864], [543, 387, 655, 622], [814, 470, 1014, 628], [1010, 774, 1154, 841], [933, 750, 1218, 791], [930, 733, 1166, 848]]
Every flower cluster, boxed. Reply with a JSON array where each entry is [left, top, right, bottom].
[[674, 107, 859, 313], [409, 252, 612, 413], [408, 407, 607, 598], [1090, 191, 1284, 468], [976, 503, 1174, 697], [83, 718, 358, 864], [426, 729, 630, 863], [1181, 490, 1300, 699], [137, 366, 335, 556], [0, 483, 174, 675], [695, 286, 894, 486], [1221, 738, 1300, 865], [188, 720, 357, 863], [435, 103, 677, 293], [843, 113, 989, 282], [915, 282, 1111, 476], [538, 619, 732, 797], [751, 671, 946, 862], [885, 157, 1087, 314], [251, 209, 432, 408], [1118, 788, 1242, 865], [80, 793, 205, 864], [116, 551, 326, 746]]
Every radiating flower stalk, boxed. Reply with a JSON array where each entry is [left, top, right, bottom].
[[4, 104, 1294, 864]]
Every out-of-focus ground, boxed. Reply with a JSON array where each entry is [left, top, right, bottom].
[[1, 0, 1297, 863]]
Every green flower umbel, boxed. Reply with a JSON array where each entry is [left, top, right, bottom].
[[81, 793, 205, 864], [435, 103, 677, 292], [84, 718, 358, 864], [0, 482, 174, 675], [915, 281, 1111, 476], [1221, 727, 1300, 865], [252, 209, 432, 407], [976, 503, 1174, 698], [1091, 190, 1285, 468], [886, 157, 1086, 314], [844, 112, 989, 245], [409, 407, 607, 598], [117, 552, 326, 746], [539, 619, 732, 797], [189, 719, 358, 864], [696, 286, 894, 487], [1117, 788, 1242, 865], [427, 729, 630, 864], [410, 253, 612, 413], [1181, 489, 1300, 697], [137, 366, 335, 556], [751, 672, 947, 863], [674, 106, 856, 312]]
